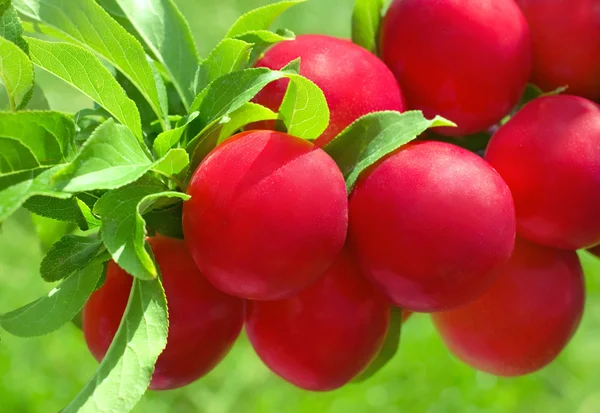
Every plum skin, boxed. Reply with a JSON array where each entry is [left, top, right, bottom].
[[516, 0, 600, 101], [82, 236, 244, 391], [349, 141, 516, 312], [245, 248, 390, 391], [253, 34, 405, 146], [182, 130, 348, 301], [380, 0, 531, 137], [432, 237, 584, 377], [485, 94, 600, 250]]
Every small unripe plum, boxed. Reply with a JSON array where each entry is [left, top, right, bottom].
[[516, 0, 600, 101], [245, 248, 390, 391], [485, 95, 600, 250], [183, 130, 348, 301], [253, 34, 405, 146], [432, 237, 584, 377], [380, 0, 531, 136], [349, 141, 516, 312], [83, 236, 244, 391]]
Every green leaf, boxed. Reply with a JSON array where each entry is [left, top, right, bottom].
[[0, 166, 70, 223], [61, 276, 168, 413], [94, 180, 189, 280], [0, 4, 28, 52], [52, 119, 153, 192], [353, 307, 402, 382], [0, 35, 33, 110], [194, 38, 252, 95], [24, 195, 101, 230], [153, 111, 198, 158], [218, 102, 277, 143], [188, 102, 277, 172], [107, 0, 199, 109], [352, 0, 384, 54], [40, 234, 105, 282], [0, 137, 38, 173], [225, 0, 304, 38], [14, 0, 167, 128], [151, 148, 189, 177], [233, 29, 294, 63], [324, 111, 456, 192], [278, 68, 329, 140], [0, 111, 76, 169], [27, 37, 143, 140], [0, 259, 104, 337], [189, 66, 328, 140]]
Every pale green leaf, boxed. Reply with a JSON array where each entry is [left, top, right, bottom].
[[152, 111, 198, 157], [27, 37, 142, 139], [225, 0, 304, 38], [352, 0, 385, 54], [151, 148, 189, 176], [195, 38, 252, 95], [14, 0, 167, 128], [0, 259, 103, 337], [61, 276, 168, 413], [94, 180, 189, 280], [278, 72, 329, 140], [0, 110, 76, 167], [108, 0, 199, 109], [0, 35, 33, 110], [52, 119, 152, 192]]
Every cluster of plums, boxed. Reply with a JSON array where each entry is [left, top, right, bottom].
[[82, 0, 600, 391]]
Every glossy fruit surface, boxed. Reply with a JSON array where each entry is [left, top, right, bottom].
[[485, 94, 600, 250], [254, 34, 405, 146], [246, 248, 389, 391], [83, 236, 244, 390], [380, 0, 531, 136], [516, 0, 600, 100], [432, 237, 584, 377], [183, 130, 348, 300], [349, 141, 516, 312]]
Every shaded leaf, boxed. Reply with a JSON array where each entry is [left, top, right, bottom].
[[0, 4, 28, 52], [24, 195, 100, 230], [353, 307, 402, 382], [0, 165, 70, 223], [40, 234, 105, 282]]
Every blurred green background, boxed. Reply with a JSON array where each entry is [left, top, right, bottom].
[[2, 0, 600, 412]]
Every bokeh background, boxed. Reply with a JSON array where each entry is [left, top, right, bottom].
[[2, 0, 600, 412]]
